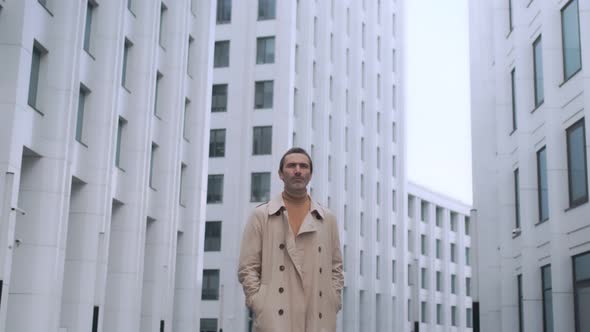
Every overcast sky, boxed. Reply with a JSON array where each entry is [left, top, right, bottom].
[[405, 0, 473, 204]]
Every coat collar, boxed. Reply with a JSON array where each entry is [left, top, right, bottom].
[[267, 193, 325, 220]]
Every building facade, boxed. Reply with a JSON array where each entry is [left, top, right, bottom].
[[0, 1, 215, 331], [470, 0, 590, 331]]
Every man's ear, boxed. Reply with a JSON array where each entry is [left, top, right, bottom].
[[278, 169, 284, 181]]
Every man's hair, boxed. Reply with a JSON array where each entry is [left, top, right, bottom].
[[278, 147, 313, 174]]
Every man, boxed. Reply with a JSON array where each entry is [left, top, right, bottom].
[[238, 147, 344, 332]]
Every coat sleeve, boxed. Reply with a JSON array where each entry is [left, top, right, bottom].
[[330, 215, 344, 301], [237, 210, 263, 305]]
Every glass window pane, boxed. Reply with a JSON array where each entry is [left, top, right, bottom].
[[209, 129, 226, 157], [254, 81, 273, 109], [537, 147, 549, 221], [201, 269, 220, 300], [217, 0, 231, 23], [577, 285, 590, 331], [562, 0, 581, 80], [207, 175, 223, 203], [575, 252, 590, 281], [28, 46, 42, 108], [251, 172, 270, 202], [211, 84, 228, 112], [567, 120, 588, 206], [258, 0, 276, 20], [214, 41, 230, 67], [533, 36, 544, 106], [200, 318, 218, 332], [204, 221, 221, 251]]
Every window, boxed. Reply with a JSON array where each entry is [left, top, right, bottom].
[[258, 0, 275, 20], [158, 3, 167, 48], [451, 212, 458, 231], [437, 304, 442, 325], [201, 269, 220, 300], [541, 265, 553, 332], [28, 41, 47, 110], [209, 129, 226, 158], [511, 68, 517, 131], [251, 172, 270, 202], [391, 260, 396, 283], [149, 143, 157, 189], [187, 35, 195, 76], [376, 256, 380, 279], [451, 274, 457, 294], [76, 85, 90, 144], [360, 250, 364, 275], [200, 318, 218, 332], [561, 0, 581, 81], [537, 146, 549, 222], [567, 119, 588, 207], [451, 243, 456, 263], [436, 207, 443, 227], [467, 308, 473, 328], [360, 212, 365, 237], [451, 306, 457, 326], [122, 39, 132, 89], [421, 301, 427, 323], [436, 239, 441, 259], [154, 72, 162, 117], [252, 126, 272, 155], [421, 235, 427, 255], [508, 0, 513, 32], [211, 84, 228, 112], [466, 277, 472, 296], [254, 81, 273, 109], [573, 251, 590, 332], [216, 0, 231, 24], [360, 174, 364, 198], [421, 201, 428, 222], [514, 168, 521, 228], [392, 225, 396, 247], [421, 267, 427, 289], [256, 36, 275, 64], [361, 137, 365, 160], [115, 117, 126, 168], [376, 218, 380, 242], [518, 274, 524, 332], [465, 247, 471, 266], [408, 195, 415, 218], [183, 98, 190, 140], [436, 271, 442, 291], [392, 155, 397, 177], [465, 217, 470, 235], [214, 41, 230, 68], [204, 221, 221, 251], [533, 35, 544, 107], [207, 174, 223, 203], [179, 163, 187, 206], [83, 1, 97, 53]]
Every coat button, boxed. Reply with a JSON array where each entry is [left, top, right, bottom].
[[278, 309, 284, 315], [319, 312, 323, 319], [319, 268, 323, 274], [318, 246, 322, 252], [319, 291, 322, 297], [279, 287, 284, 293], [279, 265, 285, 271], [279, 243, 285, 250]]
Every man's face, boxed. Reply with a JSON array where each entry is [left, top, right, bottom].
[[279, 153, 312, 192]]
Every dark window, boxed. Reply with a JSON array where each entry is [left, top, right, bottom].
[[451, 306, 457, 326], [436, 271, 442, 291], [213, 41, 230, 67], [436, 207, 443, 227], [211, 84, 228, 112], [201, 269, 220, 300], [508, 0, 513, 32], [258, 0, 276, 20], [511, 68, 517, 131], [200, 318, 218, 332], [537, 146, 549, 222], [204, 221, 221, 251], [466, 277, 471, 297], [83, 1, 97, 53], [518, 274, 524, 332], [252, 126, 272, 155], [115, 117, 126, 168], [207, 174, 223, 203], [567, 119, 589, 207], [92, 306, 99, 332], [256, 36, 275, 64], [76, 85, 90, 143], [514, 168, 521, 228], [573, 251, 590, 332], [216, 0, 231, 24], [149, 143, 157, 189], [179, 163, 187, 206], [254, 81, 274, 109], [154, 72, 163, 116], [465, 247, 470, 266], [183, 98, 190, 140], [187, 35, 195, 76], [465, 217, 470, 235], [451, 243, 456, 263], [451, 274, 457, 294], [122, 39, 132, 89], [158, 3, 167, 48], [436, 239, 441, 259], [209, 129, 226, 157], [251, 172, 270, 202], [561, 0, 581, 81], [541, 265, 553, 332], [533, 36, 544, 107], [28, 41, 46, 110]]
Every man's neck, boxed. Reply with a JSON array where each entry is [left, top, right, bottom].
[[282, 190, 308, 204]]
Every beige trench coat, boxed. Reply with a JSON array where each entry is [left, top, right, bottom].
[[238, 194, 344, 332]]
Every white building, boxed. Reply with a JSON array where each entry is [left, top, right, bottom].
[[470, 0, 590, 331], [200, 1, 473, 332], [0, 1, 215, 331]]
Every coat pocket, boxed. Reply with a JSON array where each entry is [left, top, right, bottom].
[[251, 284, 268, 316]]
